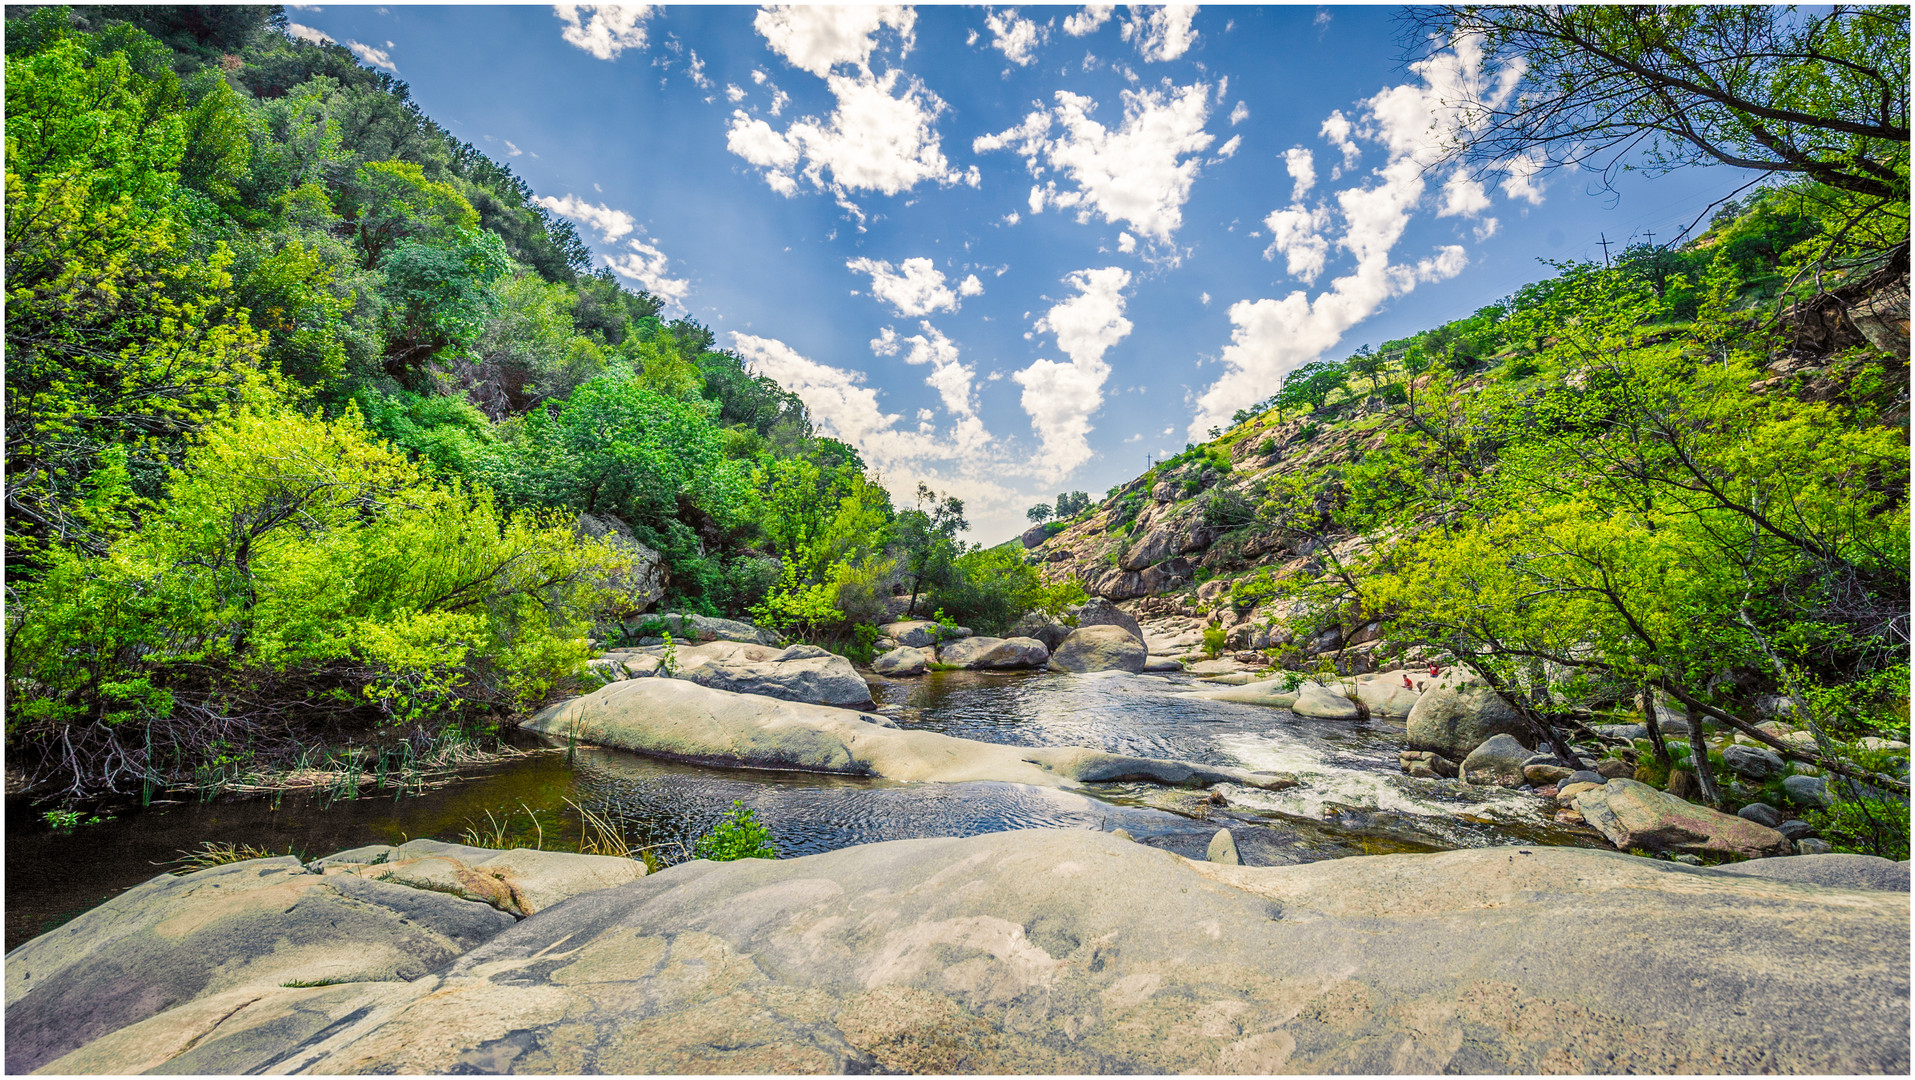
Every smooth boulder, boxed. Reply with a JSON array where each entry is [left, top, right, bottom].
[[1067, 596, 1145, 644], [1348, 670, 1423, 719], [1784, 774, 1833, 808], [525, 677, 1295, 793], [1712, 853, 1909, 892], [1459, 733, 1534, 788], [937, 635, 1050, 670], [1405, 681, 1533, 758], [1575, 778, 1793, 859], [39, 833, 1907, 1075], [870, 645, 928, 677], [1291, 681, 1362, 720], [1722, 744, 1786, 780], [880, 619, 970, 649], [1049, 624, 1147, 674], [650, 612, 780, 646], [688, 649, 875, 710]]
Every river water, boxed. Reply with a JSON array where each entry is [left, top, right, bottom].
[[5, 669, 1600, 951]]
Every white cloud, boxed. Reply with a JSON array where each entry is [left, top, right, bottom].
[[1200, 291, 1211, 305], [734, 333, 1025, 537], [552, 4, 654, 60], [726, 83, 746, 102], [1438, 170, 1491, 218], [1283, 146, 1316, 201], [602, 234, 691, 311], [1213, 133, 1241, 159], [731, 67, 972, 198], [986, 7, 1047, 66], [686, 49, 713, 90], [1189, 35, 1518, 438], [346, 40, 397, 72], [503, 140, 524, 157], [1063, 5, 1115, 36], [1261, 203, 1333, 283], [1003, 210, 1022, 225], [1500, 148, 1546, 204], [1228, 100, 1248, 125], [754, 5, 914, 77], [285, 22, 332, 44], [1122, 5, 1198, 62], [846, 256, 977, 317], [1016, 266, 1132, 475], [533, 193, 635, 244], [896, 322, 982, 426], [1117, 231, 1136, 253], [975, 81, 1215, 243], [1320, 109, 1360, 169]]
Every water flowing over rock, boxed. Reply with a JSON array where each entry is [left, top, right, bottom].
[[17, 834, 1906, 1074], [1291, 681, 1362, 720]]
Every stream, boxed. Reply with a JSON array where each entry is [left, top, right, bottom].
[[6, 668, 1602, 951]]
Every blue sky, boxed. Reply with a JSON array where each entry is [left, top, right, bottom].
[[286, 5, 1742, 543]]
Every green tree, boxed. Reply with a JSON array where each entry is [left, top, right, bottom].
[[894, 483, 968, 617]]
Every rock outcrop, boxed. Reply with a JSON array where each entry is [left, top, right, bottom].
[[525, 677, 1295, 792], [687, 647, 875, 710], [648, 612, 782, 647], [18, 833, 1907, 1074], [937, 635, 1050, 670], [1048, 624, 1147, 674], [311, 839, 646, 917], [1575, 778, 1795, 860]]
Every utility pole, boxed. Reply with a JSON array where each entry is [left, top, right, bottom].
[[1597, 232, 1612, 267]]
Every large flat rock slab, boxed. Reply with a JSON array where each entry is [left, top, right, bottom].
[[526, 677, 1293, 792], [4, 856, 516, 1074], [37, 833, 1908, 1074]]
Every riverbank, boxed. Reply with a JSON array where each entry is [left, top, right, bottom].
[[10, 830, 1907, 1074]]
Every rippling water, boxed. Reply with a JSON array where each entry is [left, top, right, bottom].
[[7, 667, 1600, 950]]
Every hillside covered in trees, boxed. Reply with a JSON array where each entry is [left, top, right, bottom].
[[3, 5, 1062, 801]]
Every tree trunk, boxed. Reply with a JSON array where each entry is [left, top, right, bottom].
[[1639, 685, 1670, 765], [1685, 709, 1722, 807]]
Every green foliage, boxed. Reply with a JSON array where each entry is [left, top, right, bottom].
[[6, 392, 624, 797], [928, 546, 1044, 636], [750, 556, 845, 640], [1202, 627, 1226, 660], [692, 801, 779, 861]]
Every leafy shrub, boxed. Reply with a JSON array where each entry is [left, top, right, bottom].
[[1202, 627, 1226, 659], [1230, 569, 1280, 613], [692, 801, 779, 861]]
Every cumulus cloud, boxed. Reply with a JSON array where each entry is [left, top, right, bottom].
[[974, 81, 1215, 243], [1122, 5, 1198, 61], [754, 5, 914, 77], [553, 4, 654, 60], [985, 7, 1048, 66], [346, 40, 397, 72], [1213, 134, 1241, 160], [728, 9, 968, 202], [602, 235, 691, 310], [1189, 35, 1524, 439], [286, 22, 332, 44], [1015, 266, 1132, 475], [1283, 146, 1316, 201], [1117, 231, 1137, 253], [533, 193, 636, 244], [1063, 5, 1115, 36], [1229, 100, 1249, 125], [1438, 171, 1491, 218], [733, 333, 1022, 535], [846, 257, 980, 316]]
